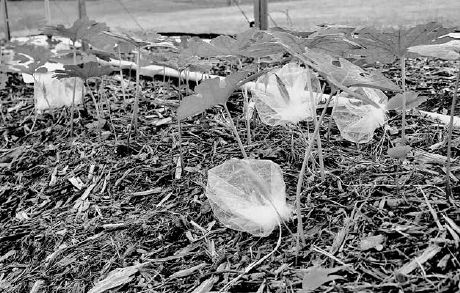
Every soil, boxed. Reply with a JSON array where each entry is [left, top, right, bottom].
[[0, 48, 460, 292]]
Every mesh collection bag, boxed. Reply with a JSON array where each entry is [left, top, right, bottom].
[[332, 87, 387, 144], [251, 62, 321, 126], [205, 159, 291, 237]]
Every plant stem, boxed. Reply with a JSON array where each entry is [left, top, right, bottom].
[[295, 94, 333, 251], [131, 47, 140, 134], [401, 57, 407, 143], [445, 61, 460, 198], [101, 77, 117, 143], [224, 104, 248, 159], [242, 87, 252, 145], [177, 71, 184, 172], [117, 46, 127, 103], [69, 43, 77, 137], [86, 79, 102, 140], [305, 67, 325, 181], [85, 80, 101, 119]]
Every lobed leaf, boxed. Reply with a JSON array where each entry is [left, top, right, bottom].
[[306, 48, 400, 92], [103, 31, 149, 49], [354, 22, 452, 64], [408, 40, 460, 61], [43, 17, 109, 43], [177, 71, 250, 120], [387, 91, 427, 111], [13, 44, 52, 64], [53, 61, 114, 80], [182, 29, 282, 58]]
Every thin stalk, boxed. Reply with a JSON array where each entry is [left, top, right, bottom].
[[69, 42, 77, 137], [445, 61, 460, 198], [401, 57, 407, 143], [295, 94, 333, 251], [185, 70, 190, 95], [223, 104, 248, 159], [101, 77, 117, 143], [85, 80, 101, 119], [242, 87, 252, 145], [177, 71, 184, 172], [131, 47, 140, 134], [85, 80, 102, 140], [305, 68, 325, 181], [117, 46, 127, 103], [0, 102, 5, 124]]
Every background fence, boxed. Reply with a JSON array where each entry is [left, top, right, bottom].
[[1, 0, 459, 39]]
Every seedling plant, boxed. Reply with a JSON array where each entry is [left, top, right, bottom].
[[1, 17, 460, 293]]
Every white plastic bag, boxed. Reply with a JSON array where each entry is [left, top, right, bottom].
[[34, 73, 84, 112], [251, 62, 322, 126], [332, 87, 387, 144], [205, 159, 291, 237], [25, 63, 85, 112]]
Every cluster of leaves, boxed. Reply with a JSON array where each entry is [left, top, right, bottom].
[[2, 16, 459, 292]]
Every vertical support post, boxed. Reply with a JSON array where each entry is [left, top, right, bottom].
[[44, 0, 51, 25], [77, 0, 87, 50], [78, 0, 87, 19], [1, 0, 10, 41], [253, 0, 268, 30]]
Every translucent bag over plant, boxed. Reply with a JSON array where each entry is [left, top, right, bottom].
[[33, 63, 84, 112], [332, 87, 387, 144], [206, 159, 291, 237], [251, 62, 321, 126]]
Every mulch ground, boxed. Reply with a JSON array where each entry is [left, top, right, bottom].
[[0, 54, 459, 292]]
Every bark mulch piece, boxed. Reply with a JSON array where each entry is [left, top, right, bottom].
[[0, 57, 459, 292]]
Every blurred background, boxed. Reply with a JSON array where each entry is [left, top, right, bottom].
[[1, 0, 459, 38]]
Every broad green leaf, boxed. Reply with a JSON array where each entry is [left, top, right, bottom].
[[268, 30, 309, 55], [53, 61, 114, 80], [300, 266, 345, 292], [387, 91, 427, 111], [86, 31, 118, 52], [305, 34, 361, 58], [50, 51, 85, 65], [51, 49, 112, 65], [117, 41, 136, 54], [354, 22, 452, 64], [270, 26, 314, 38], [314, 24, 357, 36], [10, 44, 51, 75], [125, 30, 162, 44], [177, 71, 249, 120], [87, 49, 115, 62], [42, 17, 109, 43], [103, 31, 150, 48], [13, 44, 52, 64], [13, 61, 48, 75], [147, 51, 211, 72], [182, 29, 282, 58], [408, 40, 460, 61], [306, 48, 400, 92]]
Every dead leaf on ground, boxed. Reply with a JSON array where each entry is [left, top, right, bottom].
[[300, 266, 345, 292]]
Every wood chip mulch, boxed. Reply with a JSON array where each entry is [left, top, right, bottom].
[[0, 57, 460, 293]]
